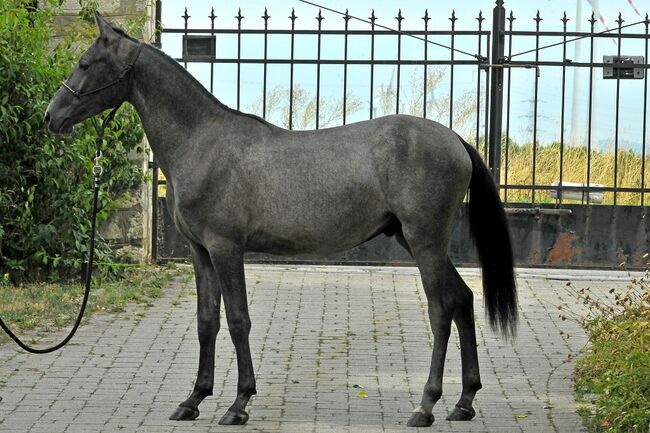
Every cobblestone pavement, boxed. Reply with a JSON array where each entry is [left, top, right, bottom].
[[0, 265, 639, 433]]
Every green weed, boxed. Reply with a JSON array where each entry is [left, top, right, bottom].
[[565, 260, 650, 433]]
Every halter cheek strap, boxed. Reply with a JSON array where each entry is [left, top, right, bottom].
[[62, 43, 143, 98]]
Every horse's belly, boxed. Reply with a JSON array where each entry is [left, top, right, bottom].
[[245, 194, 392, 257]]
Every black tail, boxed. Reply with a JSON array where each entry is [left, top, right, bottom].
[[459, 136, 518, 339]]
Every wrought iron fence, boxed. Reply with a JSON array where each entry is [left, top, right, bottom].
[[501, 9, 649, 207], [151, 1, 650, 265], [156, 1, 649, 209]]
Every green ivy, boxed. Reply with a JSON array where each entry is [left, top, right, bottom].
[[0, 0, 146, 282]]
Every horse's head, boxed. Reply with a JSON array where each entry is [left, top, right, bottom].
[[45, 12, 141, 134]]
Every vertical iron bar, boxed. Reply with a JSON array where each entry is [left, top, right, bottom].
[[262, 9, 270, 119], [449, 11, 457, 128], [531, 11, 542, 204], [586, 13, 596, 204], [423, 10, 430, 119], [151, 0, 163, 262], [396, 10, 403, 114], [343, 10, 350, 124], [236, 9, 243, 110], [559, 12, 569, 206], [484, 33, 490, 162], [642, 14, 649, 207], [316, 10, 323, 129], [504, 11, 515, 204], [289, 9, 296, 130], [182, 8, 189, 69], [369, 10, 376, 119], [154, 0, 162, 48], [488, 0, 505, 183], [209, 8, 216, 94], [476, 11, 484, 150], [613, 13, 624, 206]]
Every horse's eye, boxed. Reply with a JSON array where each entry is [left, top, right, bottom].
[[79, 62, 90, 71]]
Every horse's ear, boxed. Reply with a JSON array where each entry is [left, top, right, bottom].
[[95, 11, 117, 40]]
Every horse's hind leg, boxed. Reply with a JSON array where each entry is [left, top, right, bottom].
[[405, 246, 455, 427], [170, 243, 221, 421], [446, 261, 482, 421]]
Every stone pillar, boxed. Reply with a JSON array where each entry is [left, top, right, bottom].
[[55, 0, 156, 262]]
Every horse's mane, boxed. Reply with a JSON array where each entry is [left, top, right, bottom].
[[112, 26, 140, 44], [142, 39, 272, 128]]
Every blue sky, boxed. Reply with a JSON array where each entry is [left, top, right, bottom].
[[159, 0, 650, 151]]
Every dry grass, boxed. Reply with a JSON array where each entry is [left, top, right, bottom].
[[0, 265, 180, 346], [501, 141, 650, 205]]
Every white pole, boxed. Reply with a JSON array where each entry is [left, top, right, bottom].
[[590, 0, 601, 155], [571, 0, 583, 147]]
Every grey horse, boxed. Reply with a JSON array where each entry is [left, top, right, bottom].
[[45, 13, 517, 427]]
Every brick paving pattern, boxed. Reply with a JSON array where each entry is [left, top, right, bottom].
[[0, 265, 635, 433]]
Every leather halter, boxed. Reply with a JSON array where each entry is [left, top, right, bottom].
[[61, 43, 143, 97]]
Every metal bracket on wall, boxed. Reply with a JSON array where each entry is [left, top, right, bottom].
[[603, 55, 645, 79], [505, 207, 573, 220]]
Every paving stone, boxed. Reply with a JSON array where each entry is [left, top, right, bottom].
[[0, 265, 633, 432]]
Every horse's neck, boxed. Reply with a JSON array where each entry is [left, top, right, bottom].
[[129, 44, 231, 177]]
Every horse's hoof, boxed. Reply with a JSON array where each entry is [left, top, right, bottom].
[[218, 408, 249, 425], [169, 405, 199, 421], [446, 405, 476, 421], [406, 407, 434, 427]]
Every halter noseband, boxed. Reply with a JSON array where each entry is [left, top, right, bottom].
[[62, 43, 143, 98]]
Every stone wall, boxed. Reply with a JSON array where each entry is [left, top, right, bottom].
[[54, 0, 150, 36], [54, 0, 156, 262]]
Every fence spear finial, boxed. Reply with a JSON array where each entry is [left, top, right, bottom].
[[182, 7, 190, 27]]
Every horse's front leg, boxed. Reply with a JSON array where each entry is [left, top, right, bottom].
[[208, 244, 256, 425], [170, 243, 221, 421]]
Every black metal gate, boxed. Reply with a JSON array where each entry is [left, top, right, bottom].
[[152, 1, 649, 268]]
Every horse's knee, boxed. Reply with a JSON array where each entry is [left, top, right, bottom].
[[197, 315, 219, 344], [228, 316, 251, 338]]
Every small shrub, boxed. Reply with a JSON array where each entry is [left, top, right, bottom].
[[565, 260, 650, 433], [0, 1, 145, 282]]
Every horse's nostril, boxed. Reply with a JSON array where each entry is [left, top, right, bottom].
[[44, 111, 51, 124]]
